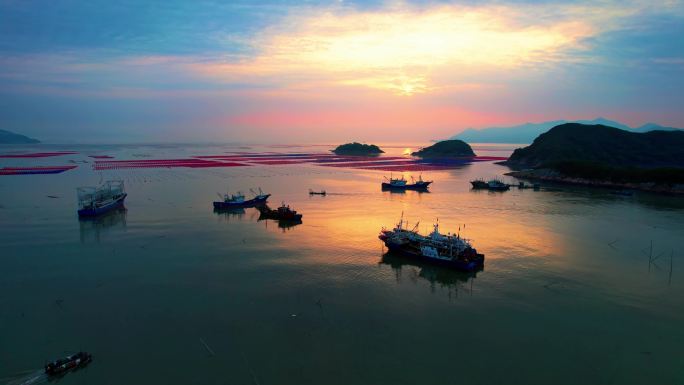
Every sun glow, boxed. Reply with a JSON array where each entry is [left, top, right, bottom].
[[193, 4, 596, 95]]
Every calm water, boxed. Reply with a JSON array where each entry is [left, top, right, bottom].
[[1, 144, 683, 385]]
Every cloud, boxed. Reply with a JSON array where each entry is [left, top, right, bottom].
[[186, 1, 684, 96]]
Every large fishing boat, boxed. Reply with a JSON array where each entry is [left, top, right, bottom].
[[45, 352, 92, 376], [77, 180, 127, 217], [382, 174, 432, 190], [379, 215, 484, 271], [213, 188, 270, 209]]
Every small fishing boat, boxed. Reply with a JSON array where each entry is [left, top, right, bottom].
[[470, 179, 488, 189], [257, 202, 303, 221], [213, 188, 270, 209], [77, 180, 127, 217], [45, 352, 92, 376], [309, 189, 326, 196], [471, 178, 510, 191], [486, 179, 510, 191], [382, 174, 432, 190]]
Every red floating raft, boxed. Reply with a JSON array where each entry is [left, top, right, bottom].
[[0, 151, 77, 158], [0, 165, 77, 175], [93, 158, 248, 170]]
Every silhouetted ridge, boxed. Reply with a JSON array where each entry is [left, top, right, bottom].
[[506, 123, 684, 168], [0, 129, 40, 144]]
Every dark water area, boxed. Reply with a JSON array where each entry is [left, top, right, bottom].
[[1, 143, 683, 384]]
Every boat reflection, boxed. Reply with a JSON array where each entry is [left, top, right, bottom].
[[78, 207, 127, 243], [380, 252, 477, 298], [382, 188, 430, 195], [258, 215, 303, 232], [213, 206, 247, 221]]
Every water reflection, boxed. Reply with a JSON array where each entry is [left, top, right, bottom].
[[379, 252, 477, 298], [213, 207, 247, 221], [381, 187, 430, 194], [257, 215, 303, 232], [79, 207, 127, 243]]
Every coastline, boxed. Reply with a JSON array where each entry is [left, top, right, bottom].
[[505, 168, 684, 195]]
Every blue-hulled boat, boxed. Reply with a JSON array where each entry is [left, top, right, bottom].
[[382, 174, 432, 190], [213, 188, 270, 209], [77, 180, 127, 217]]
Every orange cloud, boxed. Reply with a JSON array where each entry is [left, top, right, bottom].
[[190, 3, 598, 95]]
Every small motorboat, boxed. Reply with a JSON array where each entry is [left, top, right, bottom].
[[77, 180, 127, 217], [382, 174, 432, 190], [470, 179, 488, 189], [213, 188, 270, 209], [257, 202, 303, 221], [309, 189, 326, 196], [45, 352, 92, 376]]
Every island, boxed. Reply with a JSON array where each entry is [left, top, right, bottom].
[[412, 139, 475, 158], [0, 129, 40, 144], [332, 142, 384, 156], [502, 123, 684, 194]]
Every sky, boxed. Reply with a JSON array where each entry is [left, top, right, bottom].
[[1, 0, 683, 143]]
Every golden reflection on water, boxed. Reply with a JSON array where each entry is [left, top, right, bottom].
[[260, 167, 569, 266]]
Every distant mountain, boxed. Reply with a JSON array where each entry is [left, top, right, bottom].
[[0, 129, 40, 144], [632, 123, 683, 133], [504, 123, 684, 168], [412, 139, 475, 158], [451, 118, 681, 143]]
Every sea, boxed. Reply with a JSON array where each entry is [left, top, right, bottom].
[[1, 143, 683, 385]]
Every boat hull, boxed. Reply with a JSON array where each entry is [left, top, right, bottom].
[[382, 181, 432, 190], [259, 212, 303, 221], [383, 240, 484, 272], [213, 194, 270, 209], [78, 194, 127, 217], [487, 184, 510, 191], [45, 352, 92, 376]]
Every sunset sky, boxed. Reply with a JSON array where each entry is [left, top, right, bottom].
[[1, 0, 683, 143]]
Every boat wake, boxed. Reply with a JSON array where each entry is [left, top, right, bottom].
[[1, 370, 47, 385]]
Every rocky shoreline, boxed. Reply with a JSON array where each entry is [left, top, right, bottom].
[[505, 168, 684, 195]]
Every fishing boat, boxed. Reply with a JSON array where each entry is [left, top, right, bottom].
[[309, 189, 326, 196], [470, 179, 488, 189], [382, 174, 432, 190], [487, 179, 510, 191], [257, 202, 303, 221], [213, 188, 270, 209], [471, 178, 510, 191], [379, 215, 484, 272], [77, 180, 127, 217], [45, 352, 92, 376]]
